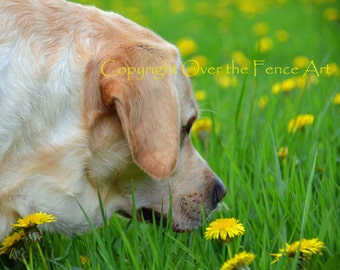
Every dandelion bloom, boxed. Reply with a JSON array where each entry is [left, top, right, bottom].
[[220, 251, 255, 270], [252, 22, 269, 36], [271, 238, 325, 264], [277, 147, 288, 159], [258, 95, 268, 110], [192, 118, 212, 135], [0, 230, 25, 256], [176, 38, 197, 56], [170, 0, 185, 14], [12, 211, 57, 228], [275, 29, 289, 43], [333, 93, 340, 104], [256, 37, 273, 53], [215, 75, 238, 88], [294, 75, 318, 89], [326, 63, 340, 77], [238, 1, 266, 16], [80, 255, 91, 266], [272, 79, 296, 94], [287, 114, 314, 133], [292, 56, 310, 69], [184, 64, 201, 77], [231, 51, 250, 68], [195, 90, 206, 102], [205, 218, 245, 242], [191, 55, 208, 67], [324, 8, 339, 22], [272, 76, 318, 94]]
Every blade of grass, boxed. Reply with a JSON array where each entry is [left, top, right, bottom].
[[300, 142, 318, 238]]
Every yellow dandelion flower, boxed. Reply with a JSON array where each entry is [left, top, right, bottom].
[[80, 255, 91, 266], [252, 22, 269, 36], [205, 218, 245, 242], [237, 0, 267, 16], [290, 238, 325, 255], [288, 114, 314, 133], [271, 238, 325, 264], [292, 56, 310, 69], [326, 62, 340, 77], [191, 55, 208, 67], [333, 93, 340, 104], [272, 78, 296, 94], [281, 79, 297, 92], [196, 2, 211, 16], [195, 90, 206, 102], [192, 118, 212, 135], [271, 75, 318, 94], [277, 147, 288, 159], [324, 8, 339, 21], [181, 55, 207, 77], [12, 211, 57, 228], [231, 51, 250, 68], [271, 83, 282, 94], [271, 252, 283, 263], [215, 8, 232, 22], [275, 29, 289, 43], [256, 37, 273, 54], [170, 0, 185, 14], [258, 95, 268, 110], [184, 64, 201, 77], [0, 230, 25, 255], [176, 38, 197, 57], [215, 75, 238, 88], [295, 75, 318, 89], [221, 251, 256, 270]]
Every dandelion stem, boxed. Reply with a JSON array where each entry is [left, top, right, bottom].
[[29, 244, 33, 269], [36, 242, 48, 270], [22, 257, 32, 270], [227, 243, 233, 260]]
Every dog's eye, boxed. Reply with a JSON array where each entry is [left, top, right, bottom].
[[181, 116, 196, 138], [181, 124, 191, 137]]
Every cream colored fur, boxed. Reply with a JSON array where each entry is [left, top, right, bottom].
[[0, 0, 226, 240]]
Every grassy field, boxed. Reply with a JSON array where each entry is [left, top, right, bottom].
[[1, 0, 340, 269]]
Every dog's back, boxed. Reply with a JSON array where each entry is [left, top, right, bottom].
[[0, 0, 98, 239]]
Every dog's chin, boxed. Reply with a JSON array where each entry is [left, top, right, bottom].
[[117, 208, 202, 233], [138, 207, 168, 227], [171, 219, 201, 233]]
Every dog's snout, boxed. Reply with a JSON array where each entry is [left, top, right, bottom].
[[212, 178, 226, 208]]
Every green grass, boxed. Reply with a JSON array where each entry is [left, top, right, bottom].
[[1, 0, 339, 269]]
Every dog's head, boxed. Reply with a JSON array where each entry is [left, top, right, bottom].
[[85, 24, 226, 232]]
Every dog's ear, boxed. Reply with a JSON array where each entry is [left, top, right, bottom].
[[100, 44, 179, 179]]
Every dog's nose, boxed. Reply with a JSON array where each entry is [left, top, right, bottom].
[[212, 178, 227, 208]]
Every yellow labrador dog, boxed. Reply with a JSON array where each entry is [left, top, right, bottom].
[[0, 0, 226, 240]]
